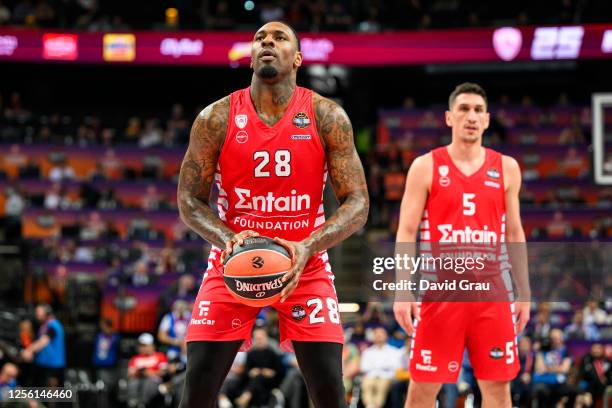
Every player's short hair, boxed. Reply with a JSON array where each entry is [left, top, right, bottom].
[[287, 24, 301, 52], [448, 82, 487, 110]]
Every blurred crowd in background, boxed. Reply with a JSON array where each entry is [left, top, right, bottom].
[[0, 0, 612, 32]]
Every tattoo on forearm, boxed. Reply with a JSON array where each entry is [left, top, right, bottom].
[[178, 96, 235, 248]]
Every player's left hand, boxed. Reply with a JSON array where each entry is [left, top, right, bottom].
[[514, 301, 531, 334], [273, 237, 312, 303]]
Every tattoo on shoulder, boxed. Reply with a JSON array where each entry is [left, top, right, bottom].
[[179, 96, 230, 200], [314, 95, 353, 148]]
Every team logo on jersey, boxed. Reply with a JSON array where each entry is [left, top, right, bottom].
[[291, 305, 306, 321], [438, 165, 451, 187], [235, 114, 248, 129], [487, 168, 500, 179], [291, 134, 312, 140], [236, 130, 248, 143], [489, 347, 504, 359], [293, 112, 311, 129]]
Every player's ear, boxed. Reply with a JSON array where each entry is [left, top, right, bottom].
[[484, 111, 490, 130], [445, 110, 452, 127], [293, 51, 303, 69]]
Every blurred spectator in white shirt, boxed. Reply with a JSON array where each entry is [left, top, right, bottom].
[[360, 327, 401, 408]]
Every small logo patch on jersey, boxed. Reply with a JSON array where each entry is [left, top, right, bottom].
[[291, 305, 306, 321], [235, 114, 248, 129], [236, 130, 248, 143], [487, 168, 500, 179], [291, 134, 312, 140], [489, 347, 504, 359], [438, 165, 451, 187], [484, 180, 500, 189], [293, 112, 311, 129]]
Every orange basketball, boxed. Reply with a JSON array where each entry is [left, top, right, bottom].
[[222, 236, 292, 307]]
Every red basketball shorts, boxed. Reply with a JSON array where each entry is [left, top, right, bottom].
[[409, 301, 519, 382], [185, 251, 344, 351]]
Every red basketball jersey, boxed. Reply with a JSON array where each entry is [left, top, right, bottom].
[[422, 146, 506, 243], [212, 86, 328, 272], [419, 146, 509, 280]]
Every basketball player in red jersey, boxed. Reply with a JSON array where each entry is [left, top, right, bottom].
[[176, 22, 368, 408], [393, 83, 530, 407]]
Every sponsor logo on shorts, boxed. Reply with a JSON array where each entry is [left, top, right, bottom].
[[251, 256, 264, 269], [448, 361, 459, 372], [291, 305, 306, 321], [489, 347, 504, 359], [236, 130, 248, 143], [235, 114, 247, 129], [232, 318, 242, 328], [292, 112, 311, 129], [415, 349, 438, 372]]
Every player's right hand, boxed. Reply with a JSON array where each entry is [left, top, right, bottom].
[[221, 230, 260, 263], [393, 301, 420, 335]]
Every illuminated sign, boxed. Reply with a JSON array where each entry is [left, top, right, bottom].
[[160, 38, 203, 58], [103, 34, 135, 61], [228, 41, 251, 62], [531, 26, 584, 60], [301, 38, 334, 61], [0, 35, 17, 56], [602, 30, 612, 53], [42, 33, 78, 60], [492, 27, 522, 61]]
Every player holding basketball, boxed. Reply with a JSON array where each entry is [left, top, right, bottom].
[[394, 83, 530, 407], [177, 21, 368, 408]]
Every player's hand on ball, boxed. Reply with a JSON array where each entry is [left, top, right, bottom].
[[514, 301, 530, 334], [393, 301, 420, 335], [221, 230, 260, 263], [273, 237, 311, 303]]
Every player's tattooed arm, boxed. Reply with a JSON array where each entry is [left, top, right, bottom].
[[305, 94, 369, 254], [177, 96, 235, 248]]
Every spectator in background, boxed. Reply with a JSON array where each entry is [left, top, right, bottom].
[[277, 351, 308, 408], [564, 309, 600, 340], [325, 1, 352, 31], [127, 333, 168, 407], [157, 300, 190, 362], [342, 342, 360, 402], [141, 184, 161, 211], [101, 148, 123, 179], [130, 260, 157, 287], [124, 117, 142, 144], [48, 158, 76, 182], [359, 327, 400, 408], [388, 336, 411, 408], [20, 304, 66, 387], [527, 302, 553, 345], [3, 144, 28, 177], [578, 343, 611, 406], [158, 274, 197, 316], [80, 211, 107, 240], [533, 328, 574, 407], [3, 92, 30, 122], [511, 336, 535, 407], [92, 318, 120, 386], [234, 327, 283, 408], [139, 118, 163, 148], [583, 298, 609, 325], [218, 351, 247, 408], [0, 1, 11, 25], [44, 182, 71, 210], [4, 186, 25, 240], [0, 362, 19, 400], [546, 210, 572, 239]]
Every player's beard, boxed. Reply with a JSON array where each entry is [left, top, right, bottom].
[[257, 65, 279, 79]]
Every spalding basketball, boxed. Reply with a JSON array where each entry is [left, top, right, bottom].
[[222, 236, 292, 307]]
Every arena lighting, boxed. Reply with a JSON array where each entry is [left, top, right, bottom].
[[244, 1, 255, 11], [338, 303, 360, 313]]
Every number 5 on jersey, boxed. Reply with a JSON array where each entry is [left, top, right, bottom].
[[463, 193, 476, 216], [254, 150, 291, 177]]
